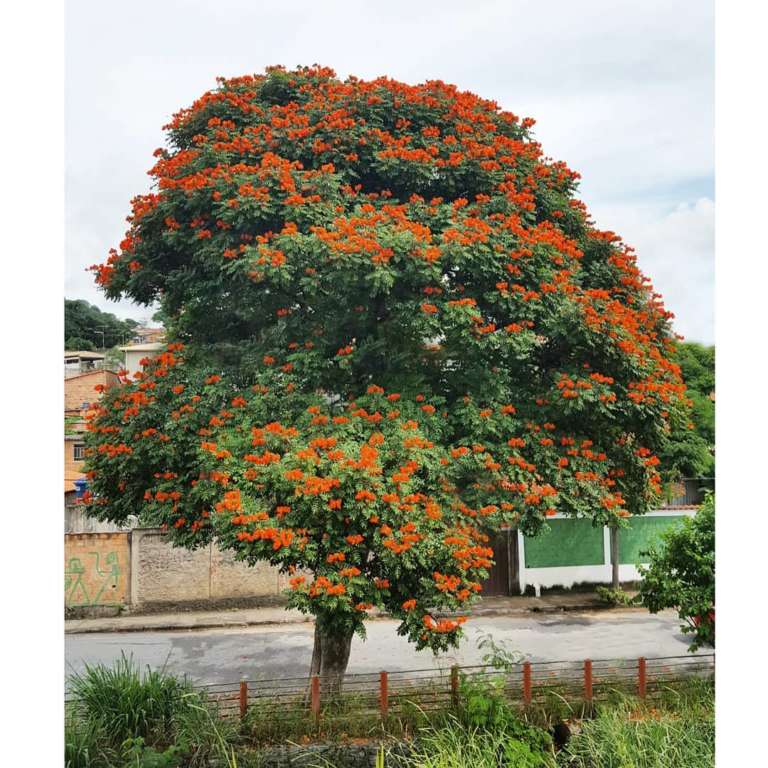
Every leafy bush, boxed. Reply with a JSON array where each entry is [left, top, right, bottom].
[[638, 494, 715, 650], [476, 631, 525, 671], [120, 737, 187, 768], [457, 674, 552, 753]]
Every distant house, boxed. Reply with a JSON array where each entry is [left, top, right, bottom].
[[118, 342, 165, 377], [131, 326, 166, 344], [64, 350, 106, 379], [64, 352, 120, 504]]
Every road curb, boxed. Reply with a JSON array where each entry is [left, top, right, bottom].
[[64, 615, 315, 635], [64, 600, 638, 634]]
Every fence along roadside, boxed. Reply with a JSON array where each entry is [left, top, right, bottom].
[[65, 653, 715, 722]]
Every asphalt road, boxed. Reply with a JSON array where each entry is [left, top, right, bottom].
[[65, 609, 698, 686]]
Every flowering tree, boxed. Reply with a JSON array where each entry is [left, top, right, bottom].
[[84, 66, 695, 687]]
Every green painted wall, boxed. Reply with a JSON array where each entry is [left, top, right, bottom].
[[619, 515, 687, 565], [524, 518, 605, 568]]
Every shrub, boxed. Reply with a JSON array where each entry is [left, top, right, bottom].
[[638, 494, 715, 651], [120, 737, 187, 768], [457, 674, 553, 752]]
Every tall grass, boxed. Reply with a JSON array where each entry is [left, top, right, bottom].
[[559, 684, 714, 768], [176, 697, 243, 768], [399, 717, 556, 768], [68, 653, 193, 746], [66, 654, 249, 767], [64, 714, 116, 768]]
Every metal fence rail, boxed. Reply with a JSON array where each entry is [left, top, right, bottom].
[[65, 653, 714, 723]]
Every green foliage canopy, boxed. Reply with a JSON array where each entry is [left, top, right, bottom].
[[65, 298, 140, 350], [671, 341, 714, 476]]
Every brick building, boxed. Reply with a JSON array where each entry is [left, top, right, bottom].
[[64, 357, 121, 503]]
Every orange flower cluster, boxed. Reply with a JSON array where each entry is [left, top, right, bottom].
[[236, 527, 293, 550], [308, 577, 346, 597], [422, 615, 468, 634]]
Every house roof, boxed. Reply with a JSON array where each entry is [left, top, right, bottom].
[[119, 342, 165, 352], [64, 368, 118, 383], [65, 350, 106, 360]]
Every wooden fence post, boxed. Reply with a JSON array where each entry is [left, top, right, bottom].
[[523, 661, 532, 706], [450, 665, 460, 709], [638, 657, 647, 699], [584, 659, 593, 703], [379, 671, 388, 720], [310, 674, 321, 724], [239, 678, 248, 720]]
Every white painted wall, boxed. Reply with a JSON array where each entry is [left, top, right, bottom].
[[120, 343, 164, 376]]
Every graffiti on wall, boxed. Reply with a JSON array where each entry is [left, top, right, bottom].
[[65, 550, 123, 606]]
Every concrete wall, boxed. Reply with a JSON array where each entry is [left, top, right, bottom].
[[65, 511, 697, 610], [64, 528, 288, 612], [130, 529, 288, 607], [65, 504, 130, 534], [518, 509, 696, 592], [65, 532, 130, 607]]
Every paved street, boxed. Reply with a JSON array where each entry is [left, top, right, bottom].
[[65, 609, 699, 685]]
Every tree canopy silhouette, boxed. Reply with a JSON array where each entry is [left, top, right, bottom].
[[84, 66, 696, 687]]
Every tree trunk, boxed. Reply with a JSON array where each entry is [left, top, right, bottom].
[[304, 622, 323, 705], [610, 525, 620, 591], [305, 621, 354, 701], [319, 624, 354, 696], [309, 621, 322, 677]]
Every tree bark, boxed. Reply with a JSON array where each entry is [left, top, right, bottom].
[[610, 525, 620, 591], [305, 621, 354, 701], [319, 624, 354, 696], [309, 621, 322, 678]]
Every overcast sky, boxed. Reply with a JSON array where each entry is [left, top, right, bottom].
[[65, 0, 714, 343]]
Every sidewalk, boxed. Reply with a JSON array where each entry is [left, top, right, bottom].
[[65, 592, 637, 635]]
